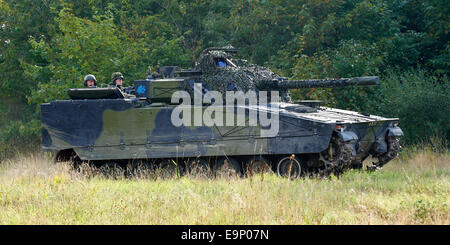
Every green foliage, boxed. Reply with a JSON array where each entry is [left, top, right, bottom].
[[27, 7, 190, 106], [291, 39, 384, 111], [0, 0, 449, 156], [291, 68, 450, 145], [372, 69, 449, 145], [0, 119, 40, 161], [293, 39, 384, 78], [28, 9, 140, 104]]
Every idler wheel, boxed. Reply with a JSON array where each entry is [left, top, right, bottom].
[[158, 159, 183, 178], [277, 155, 305, 179], [245, 156, 273, 177], [318, 135, 353, 176], [71, 155, 83, 169], [126, 159, 154, 177], [98, 161, 124, 178], [186, 158, 212, 178], [351, 161, 364, 170], [369, 136, 401, 171], [214, 157, 242, 178]]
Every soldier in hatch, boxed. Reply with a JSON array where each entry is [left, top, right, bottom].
[[110, 72, 124, 90], [83, 74, 97, 88], [109, 71, 135, 97]]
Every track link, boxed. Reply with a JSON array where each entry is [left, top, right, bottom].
[[318, 135, 354, 177], [368, 136, 400, 171]]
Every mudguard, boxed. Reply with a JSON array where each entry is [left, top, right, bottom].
[[373, 139, 387, 154], [388, 127, 404, 137], [336, 130, 358, 142]]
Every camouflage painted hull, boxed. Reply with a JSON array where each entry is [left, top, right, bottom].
[[41, 99, 402, 162]]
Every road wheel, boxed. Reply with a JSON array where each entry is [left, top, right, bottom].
[[126, 159, 154, 178], [245, 156, 273, 177], [214, 157, 242, 178], [369, 136, 401, 171], [186, 158, 212, 178], [277, 155, 305, 179], [318, 135, 353, 176], [99, 161, 124, 178], [158, 159, 182, 178]]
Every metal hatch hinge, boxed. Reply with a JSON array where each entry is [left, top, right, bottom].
[[146, 130, 152, 148], [120, 132, 125, 150]]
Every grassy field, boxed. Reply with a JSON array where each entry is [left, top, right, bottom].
[[0, 147, 448, 225]]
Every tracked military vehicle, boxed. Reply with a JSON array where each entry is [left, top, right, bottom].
[[41, 46, 403, 178]]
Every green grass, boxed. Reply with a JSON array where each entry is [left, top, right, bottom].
[[0, 147, 448, 225]]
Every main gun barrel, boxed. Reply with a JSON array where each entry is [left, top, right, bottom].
[[258, 76, 379, 90]]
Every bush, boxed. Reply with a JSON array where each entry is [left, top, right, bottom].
[[0, 119, 40, 161], [371, 69, 449, 145]]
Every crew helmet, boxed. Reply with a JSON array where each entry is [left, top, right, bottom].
[[83, 74, 97, 86], [111, 72, 124, 84]]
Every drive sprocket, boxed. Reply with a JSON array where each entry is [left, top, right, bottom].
[[318, 135, 353, 177], [368, 136, 400, 171]]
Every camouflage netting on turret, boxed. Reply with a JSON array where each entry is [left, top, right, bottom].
[[197, 50, 231, 74], [196, 45, 292, 102]]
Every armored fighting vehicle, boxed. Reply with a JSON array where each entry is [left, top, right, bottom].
[[41, 46, 403, 178]]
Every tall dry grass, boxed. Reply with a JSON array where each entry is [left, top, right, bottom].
[[0, 146, 448, 225]]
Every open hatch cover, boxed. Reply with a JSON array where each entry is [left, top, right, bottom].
[[68, 87, 124, 100]]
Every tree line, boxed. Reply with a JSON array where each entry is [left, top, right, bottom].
[[0, 0, 448, 159]]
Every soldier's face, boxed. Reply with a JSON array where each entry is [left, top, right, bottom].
[[115, 78, 123, 86], [86, 80, 95, 87]]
